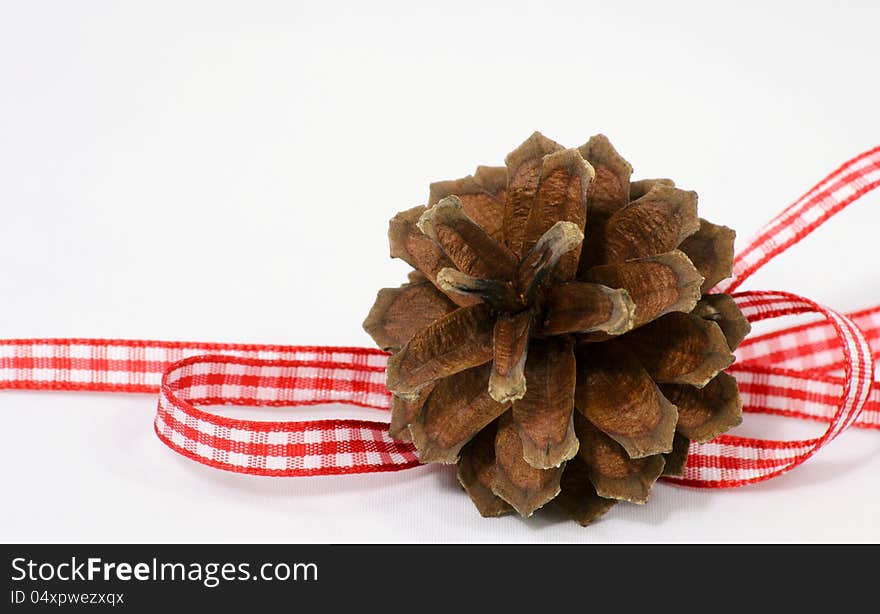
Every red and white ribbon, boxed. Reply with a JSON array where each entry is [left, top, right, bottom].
[[2, 145, 880, 488], [0, 341, 408, 476]]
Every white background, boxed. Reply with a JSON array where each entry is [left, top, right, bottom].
[[1, 1, 879, 543]]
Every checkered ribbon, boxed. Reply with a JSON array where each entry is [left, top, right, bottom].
[[1, 145, 879, 488]]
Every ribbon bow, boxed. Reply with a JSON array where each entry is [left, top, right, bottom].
[[2, 147, 879, 488]]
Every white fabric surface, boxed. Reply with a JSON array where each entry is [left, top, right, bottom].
[[1, 0, 879, 543]]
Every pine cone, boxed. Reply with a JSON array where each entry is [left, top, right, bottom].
[[363, 133, 750, 525]]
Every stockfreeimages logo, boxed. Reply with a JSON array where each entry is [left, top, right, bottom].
[[10, 556, 318, 588]]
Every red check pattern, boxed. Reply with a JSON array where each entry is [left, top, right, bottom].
[[717, 145, 880, 295], [1, 145, 879, 488], [157, 353, 416, 476], [666, 290, 875, 487], [736, 304, 880, 375], [0, 340, 414, 476]]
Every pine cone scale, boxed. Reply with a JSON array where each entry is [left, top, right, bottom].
[[418, 196, 518, 280], [428, 176, 506, 241], [679, 219, 736, 293], [387, 205, 479, 307], [385, 303, 494, 399], [601, 185, 700, 264], [362, 280, 457, 352], [660, 372, 743, 443], [622, 311, 734, 387], [488, 311, 531, 404], [408, 364, 508, 464], [502, 132, 564, 256], [554, 457, 618, 526], [575, 413, 666, 504], [541, 282, 635, 336], [389, 386, 433, 441], [510, 337, 579, 470], [692, 294, 751, 349], [520, 149, 592, 278], [575, 341, 678, 459], [577, 134, 632, 216], [661, 433, 691, 477], [582, 250, 704, 328], [491, 412, 563, 517], [457, 424, 513, 517]]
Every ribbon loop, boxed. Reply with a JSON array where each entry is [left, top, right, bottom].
[[155, 354, 418, 476], [666, 290, 875, 488]]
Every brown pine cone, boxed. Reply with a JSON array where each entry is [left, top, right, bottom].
[[363, 133, 750, 525]]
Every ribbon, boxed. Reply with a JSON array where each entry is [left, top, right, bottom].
[[2, 146, 879, 489]]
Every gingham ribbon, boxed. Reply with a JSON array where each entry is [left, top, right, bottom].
[[2, 146, 879, 488]]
